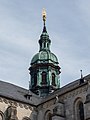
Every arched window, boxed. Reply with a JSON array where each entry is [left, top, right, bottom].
[[47, 43, 49, 48], [42, 71, 47, 84], [44, 110, 52, 120], [47, 113, 52, 120], [52, 73, 56, 86], [79, 102, 84, 120], [74, 99, 84, 120], [44, 42, 46, 48], [33, 73, 37, 87]]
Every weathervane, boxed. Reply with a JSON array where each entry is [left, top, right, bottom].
[[42, 8, 46, 26]]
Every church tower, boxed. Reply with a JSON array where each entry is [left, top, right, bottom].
[[29, 9, 61, 97]]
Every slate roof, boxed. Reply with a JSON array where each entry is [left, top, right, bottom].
[[0, 80, 42, 106]]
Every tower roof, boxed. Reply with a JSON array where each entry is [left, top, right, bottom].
[[31, 9, 58, 65]]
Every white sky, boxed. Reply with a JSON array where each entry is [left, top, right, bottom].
[[0, 0, 90, 89]]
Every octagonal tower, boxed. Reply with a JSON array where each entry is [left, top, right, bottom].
[[29, 10, 61, 97]]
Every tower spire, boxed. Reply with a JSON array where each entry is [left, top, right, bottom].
[[42, 8, 47, 33]]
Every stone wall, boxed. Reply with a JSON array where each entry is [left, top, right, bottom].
[[37, 82, 88, 120], [0, 97, 33, 120]]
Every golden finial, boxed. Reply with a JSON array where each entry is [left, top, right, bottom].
[[42, 8, 46, 23]]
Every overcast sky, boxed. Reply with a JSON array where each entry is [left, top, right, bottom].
[[0, 0, 90, 89]]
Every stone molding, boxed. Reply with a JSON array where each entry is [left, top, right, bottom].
[[0, 97, 33, 110]]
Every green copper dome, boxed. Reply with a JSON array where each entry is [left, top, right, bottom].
[[31, 51, 58, 65]]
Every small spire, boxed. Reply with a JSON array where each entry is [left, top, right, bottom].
[[80, 70, 84, 84], [42, 8, 47, 33], [80, 70, 83, 79]]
